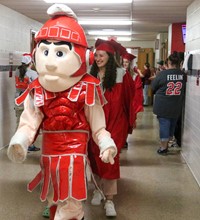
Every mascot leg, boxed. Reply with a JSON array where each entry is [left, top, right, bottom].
[[53, 199, 84, 220], [50, 205, 57, 220]]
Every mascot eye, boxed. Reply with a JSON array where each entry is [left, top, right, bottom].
[[56, 51, 64, 57], [44, 50, 49, 56]]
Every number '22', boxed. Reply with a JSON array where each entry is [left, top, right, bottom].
[[166, 82, 182, 95]]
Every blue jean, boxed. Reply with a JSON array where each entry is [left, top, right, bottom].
[[157, 117, 178, 141], [143, 84, 149, 105]]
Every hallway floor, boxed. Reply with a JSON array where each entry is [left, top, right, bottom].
[[1, 107, 200, 220]]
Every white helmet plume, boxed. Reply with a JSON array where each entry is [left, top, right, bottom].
[[47, 3, 78, 21]]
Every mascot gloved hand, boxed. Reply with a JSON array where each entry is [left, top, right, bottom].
[[7, 4, 117, 220], [8, 144, 26, 163]]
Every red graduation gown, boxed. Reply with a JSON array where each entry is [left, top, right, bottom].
[[88, 69, 135, 179]]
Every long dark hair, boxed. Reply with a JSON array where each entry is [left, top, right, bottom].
[[18, 63, 29, 80], [90, 53, 117, 90]]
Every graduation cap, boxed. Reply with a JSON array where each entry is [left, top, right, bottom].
[[95, 38, 126, 56], [95, 38, 115, 54], [122, 53, 136, 61]]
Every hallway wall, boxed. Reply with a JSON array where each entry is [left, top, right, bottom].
[[0, 4, 42, 149], [182, 0, 200, 186]]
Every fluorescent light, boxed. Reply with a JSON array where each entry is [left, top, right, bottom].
[[95, 37, 132, 42], [79, 20, 132, 25], [44, 0, 132, 3], [88, 30, 131, 36]]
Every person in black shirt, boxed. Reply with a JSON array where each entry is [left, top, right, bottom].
[[151, 52, 186, 155]]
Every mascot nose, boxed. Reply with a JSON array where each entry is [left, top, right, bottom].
[[46, 64, 57, 71]]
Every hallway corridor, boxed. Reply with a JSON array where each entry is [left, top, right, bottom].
[[0, 107, 200, 220]]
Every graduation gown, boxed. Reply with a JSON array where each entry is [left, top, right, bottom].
[[88, 68, 135, 179]]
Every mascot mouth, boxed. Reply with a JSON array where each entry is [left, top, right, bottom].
[[44, 75, 59, 81]]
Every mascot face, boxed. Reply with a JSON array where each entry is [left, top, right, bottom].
[[35, 40, 82, 92]]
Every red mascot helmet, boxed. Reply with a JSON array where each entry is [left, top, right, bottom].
[[35, 4, 92, 77]]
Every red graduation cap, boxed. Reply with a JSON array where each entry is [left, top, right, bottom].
[[122, 53, 136, 61], [110, 39, 126, 56], [95, 39, 115, 54], [95, 38, 126, 56]]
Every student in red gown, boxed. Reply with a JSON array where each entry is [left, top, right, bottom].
[[88, 39, 135, 217], [122, 52, 144, 148], [122, 52, 143, 115]]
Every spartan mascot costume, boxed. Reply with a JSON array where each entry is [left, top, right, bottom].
[[7, 4, 117, 220]]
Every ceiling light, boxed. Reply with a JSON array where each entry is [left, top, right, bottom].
[[95, 37, 132, 42], [44, 0, 132, 4], [79, 20, 132, 25], [88, 30, 132, 36]]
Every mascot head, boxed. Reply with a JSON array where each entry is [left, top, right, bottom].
[[34, 4, 93, 92]]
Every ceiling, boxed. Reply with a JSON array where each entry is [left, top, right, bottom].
[[0, 0, 194, 42]]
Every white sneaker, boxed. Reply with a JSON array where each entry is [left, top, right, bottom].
[[104, 200, 117, 217], [91, 190, 103, 205]]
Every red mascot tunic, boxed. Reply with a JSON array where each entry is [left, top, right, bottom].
[[16, 74, 105, 203]]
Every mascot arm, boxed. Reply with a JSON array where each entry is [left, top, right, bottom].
[[84, 102, 117, 165], [7, 95, 44, 163]]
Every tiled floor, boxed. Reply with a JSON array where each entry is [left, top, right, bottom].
[[1, 107, 200, 220]]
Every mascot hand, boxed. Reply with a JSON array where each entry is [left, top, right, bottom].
[[7, 144, 26, 163], [100, 148, 115, 165]]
